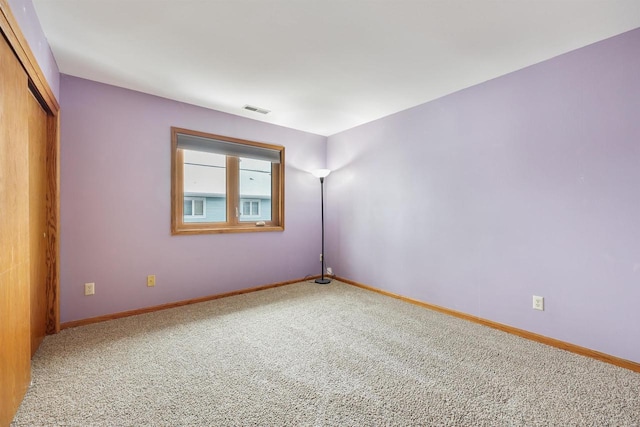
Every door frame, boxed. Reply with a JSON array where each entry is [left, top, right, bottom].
[[1, 0, 60, 333]]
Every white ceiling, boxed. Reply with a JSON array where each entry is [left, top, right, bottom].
[[33, 0, 640, 136]]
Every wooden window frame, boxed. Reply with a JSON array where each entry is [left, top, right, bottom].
[[171, 127, 284, 235]]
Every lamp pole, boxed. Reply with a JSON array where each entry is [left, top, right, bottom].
[[312, 169, 331, 284]]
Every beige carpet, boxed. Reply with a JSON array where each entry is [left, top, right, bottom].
[[12, 280, 640, 426]]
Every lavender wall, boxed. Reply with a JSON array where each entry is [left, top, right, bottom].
[[326, 28, 640, 363], [60, 75, 326, 323], [11, 0, 639, 363], [7, 0, 59, 100]]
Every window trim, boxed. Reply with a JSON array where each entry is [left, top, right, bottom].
[[171, 127, 284, 235]]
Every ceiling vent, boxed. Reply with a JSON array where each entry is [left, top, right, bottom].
[[243, 104, 270, 115]]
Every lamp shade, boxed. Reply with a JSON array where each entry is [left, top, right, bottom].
[[311, 169, 331, 179]]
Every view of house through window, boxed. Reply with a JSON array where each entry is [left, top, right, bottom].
[[183, 196, 206, 218], [241, 199, 261, 217], [172, 127, 284, 234], [239, 157, 271, 221], [183, 150, 226, 223]]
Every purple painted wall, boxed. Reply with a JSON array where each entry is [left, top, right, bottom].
[[7, 0, 60, 100], [60, 75, 326, 323], [10, 0, 639, 363], [326, 28, 640, 363]]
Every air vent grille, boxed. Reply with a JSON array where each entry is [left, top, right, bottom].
[[243, 105, 270, 114]]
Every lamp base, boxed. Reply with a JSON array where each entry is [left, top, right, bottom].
[[315, 278, 331, 285]]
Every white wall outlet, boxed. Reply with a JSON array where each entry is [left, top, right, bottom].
[[326, 267, 333, 276], [84, 282, 95, 296], [147, 275, 156, 287], [533, 295, 544, 311], [319, 253, 323, 262]]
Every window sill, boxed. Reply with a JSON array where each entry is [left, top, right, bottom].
[[171, 225, 284, 235]]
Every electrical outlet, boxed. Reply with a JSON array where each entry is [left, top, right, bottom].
[[147, 275, 156, 287], [84, 282, 95, 296], [533, 295, 544, 311], [319, 253, 323, 262], [326, 267, 333, 275]]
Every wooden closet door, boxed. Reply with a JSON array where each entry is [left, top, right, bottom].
[[0, 32, 32, 427], [29, 91, 48, 357]]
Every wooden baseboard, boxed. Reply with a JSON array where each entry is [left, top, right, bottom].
[[60, 276, 318, 330], [336, 276, 640, 373]]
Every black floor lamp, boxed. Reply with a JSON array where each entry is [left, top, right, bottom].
[[312, 169, 331, 284]]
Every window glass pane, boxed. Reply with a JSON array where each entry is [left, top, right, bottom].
[[183, 150, 226, 223], [239, 157, 271, 221], [184, 200, 192, 216], [193, 199, 204, 216]]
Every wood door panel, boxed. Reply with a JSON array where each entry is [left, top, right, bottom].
[[45, 113, 60, 335], [0, 263, 31, 425], [29, 92, 48, 357], [0, 32, 31, 427]]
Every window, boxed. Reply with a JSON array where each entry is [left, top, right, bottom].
[[171, 127, 284, 234], [241, 199, 260, 218], [184, 197, 206, 218]]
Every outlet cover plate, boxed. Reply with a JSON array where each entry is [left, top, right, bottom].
[[84, 282, 95, 296], [533, 295, 544, 311]]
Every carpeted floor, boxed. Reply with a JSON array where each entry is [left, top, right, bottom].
[[12, 280, 640, 426]]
